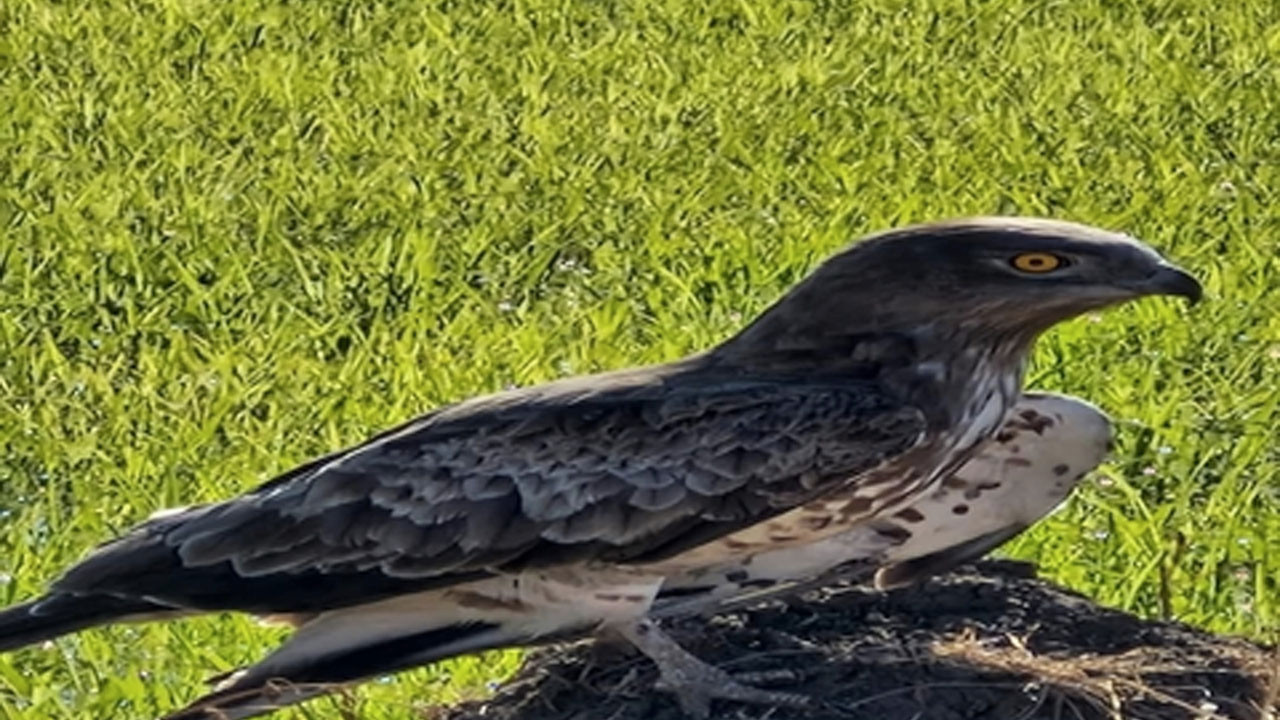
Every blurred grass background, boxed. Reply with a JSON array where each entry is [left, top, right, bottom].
[[1, 0, 1277, 717]]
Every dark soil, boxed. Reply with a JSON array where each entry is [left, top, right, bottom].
[[442, 561, 1275, 720]]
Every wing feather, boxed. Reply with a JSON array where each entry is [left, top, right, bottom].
[[52, 371, 926, 613]]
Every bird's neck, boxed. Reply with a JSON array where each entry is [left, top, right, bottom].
[[705, 323, 1036, 426], [899, 327, 1033, 425], [709, 319, 1035, 376]]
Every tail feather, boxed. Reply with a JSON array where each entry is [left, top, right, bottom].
[[874, 524, 1027, 589], [162, 680, 331, 720], [0, 593, 176, 651], [162, 621, 516, 720]]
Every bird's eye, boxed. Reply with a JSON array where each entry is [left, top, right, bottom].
[[1010, 252, 1066, 273]]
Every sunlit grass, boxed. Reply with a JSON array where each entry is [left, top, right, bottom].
[[1, 0, 1277, 717]]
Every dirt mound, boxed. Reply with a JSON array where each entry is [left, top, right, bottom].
[[442, 561, 1275, 720]]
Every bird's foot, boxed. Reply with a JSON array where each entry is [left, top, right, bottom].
[[655, 668, 809, 719], [614, 618, 810, 718]]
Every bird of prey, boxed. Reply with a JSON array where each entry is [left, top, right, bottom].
[[0, 217, 1200, 720]]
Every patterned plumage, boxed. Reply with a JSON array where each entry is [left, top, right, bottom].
[[0, 217, 1199, 719], [653, 392, 1113, 617]]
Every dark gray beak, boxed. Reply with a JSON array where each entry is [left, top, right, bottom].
[[1142, 264, 1203, 305]]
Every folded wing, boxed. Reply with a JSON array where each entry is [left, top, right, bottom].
[[47, 372, 926, 618]]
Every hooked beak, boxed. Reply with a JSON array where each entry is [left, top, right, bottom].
[[1139, 264, 1202, 305]]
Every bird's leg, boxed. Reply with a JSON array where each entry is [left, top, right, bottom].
[[652, 560, 879, 622], [718, 558, 878, 610], [612, 617, 810, 718]]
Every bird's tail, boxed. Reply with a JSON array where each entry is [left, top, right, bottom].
[[873, 523, 1027, 589], [161, 592, 582, 720], [0, 593, 177, 651]]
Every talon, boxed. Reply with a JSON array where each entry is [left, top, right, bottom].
[[614, 618, 814, 717], [730, 668, 805, 686]]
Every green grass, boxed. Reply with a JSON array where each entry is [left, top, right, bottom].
[[1, 0, 1278, 717]]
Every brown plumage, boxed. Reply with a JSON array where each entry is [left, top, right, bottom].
[[0, 217, 1199, 719], [653, 392, 1114, 615]]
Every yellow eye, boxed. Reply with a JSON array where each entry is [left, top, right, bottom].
[[1010, 252, 1064, 273]]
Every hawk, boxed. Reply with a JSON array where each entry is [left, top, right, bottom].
[[0, 218, 1199, 719]]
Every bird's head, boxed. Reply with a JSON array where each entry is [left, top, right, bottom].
[[830, 217, 1202, 329], [717, 217, 1200, 365]]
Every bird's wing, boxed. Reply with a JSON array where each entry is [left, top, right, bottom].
[[52, 372, 926, 614]]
